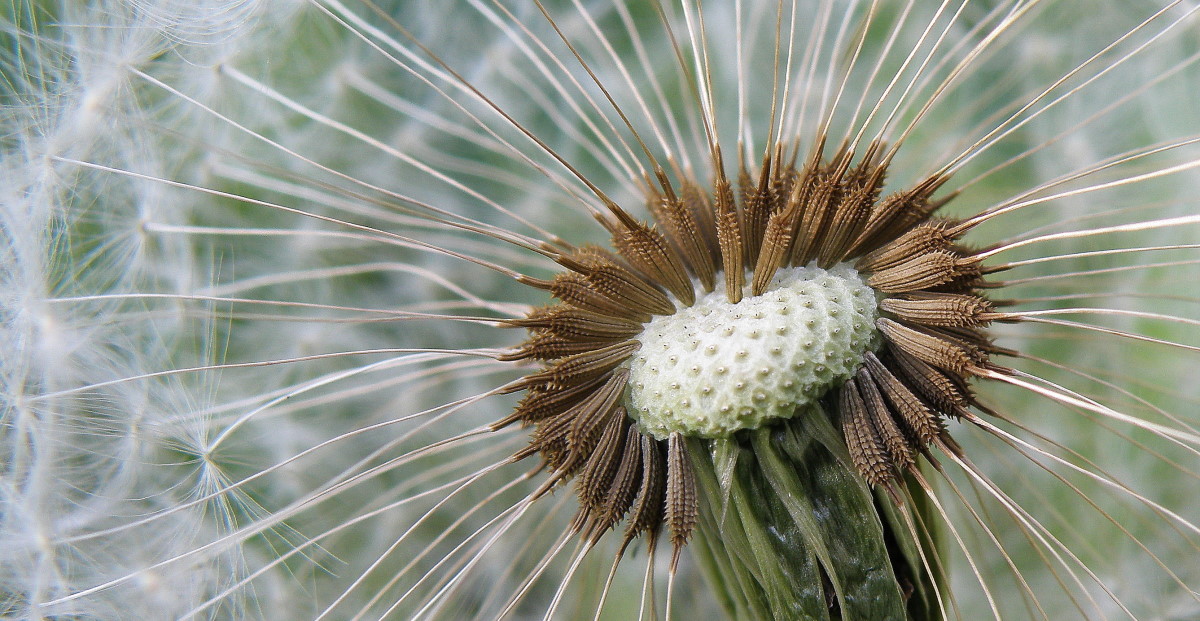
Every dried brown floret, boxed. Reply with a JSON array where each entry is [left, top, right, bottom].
[[880, 292, 996, 327], [877, 318, 986, 376], [857, 367, 916, 472], [867, 251, 982, 293], [840, 378, 894, 486], [610, 216, 695, 305], [624, 434, 667, 548], [665, 433, 698, 569], [863, 351, 945, 443], [856, 219, 960, 272]]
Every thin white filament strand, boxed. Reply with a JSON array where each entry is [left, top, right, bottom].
[[143, 221, 541, 273], [998, 365, 1200, 462], [639, 544, 658, 621], [962, 146, 1200, 233], [983, 370, 1200, 448], [941, 0, 1192, 176], [895, 492, 959, 620], [51, 157, 536, 281], [128, 66, 557, 247], [1015, 316, 1200, 355], [971, 414, 1200, 540], [45, 423, 499, 607], [911, 471, 1003, 621], [885, 0, 1028, 161], [219, 61, 585, 238], [54, 290, 521, 326], [949, 451, 1146, 618], [467, 497, 577, 620], [568, 0, 678, 165], [855, 0, 959, 152], [844, 0, 916, 152], [981, 214, 1200, 259], [812, 0, 864, 142], [768, 0, 801, 150], [950, 452, 1105, 617], [1009, 307, 1200, 331], [394, 488, 546, 619], [1011, 352, 1200, 437], [934, 460, 1054, 618], [784, 0, 835, 151], [489, 521, 576, 620], [53, 383, 506, 548], [886, 0, 1042, 161], [543, 540, 594, 621], [813, 0, 877, 144], [315, 0, 615, 219], [191, 452, 518, 620], [970, 417, 1200, 596], [956, 45, 1200, 196], [198, 260, 514, 313], [317, 467, 529, 620], [678, 0, 717, 157], [183, 356, 504, 429], [27, 340, 497, 402], [997, 243, 1200, 270], [999, 258, 1200, 287], [476, 0, 644, 182]]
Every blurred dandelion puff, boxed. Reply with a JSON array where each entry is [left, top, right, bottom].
[[3, 0, 1200, 619]]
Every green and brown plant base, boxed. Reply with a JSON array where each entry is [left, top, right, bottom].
[[686, 418, 943, 621], [488, 135, 1019, 619]]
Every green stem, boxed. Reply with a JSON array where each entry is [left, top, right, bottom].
[[686, 404, 941, 621]]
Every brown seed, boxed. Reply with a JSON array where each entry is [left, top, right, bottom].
[[681, 179, 721, 262], [583, 424, 645, 541], [878, 318, 985, 376], [576, 407, 629, 510], [665, 433, 698, 570], [611, 218, 695, 306], [499, 332, 624, 362], [557, 251, 676, 316], [531, 272, 651, 321], [879, 292, 996, 328], [857, 368, 915, 471], [496, 373, 607, 428], [519, 340, 639, 390], [791, 150, 854, 265], [741, 151, 776, 266], [624, 435, 666, 546], [509, 306, 644, 340], [887, 347, 975, 419], [567, 368, 630, 452], [751, 196, 801, 295], [863, 352, 945, 444], [840, 378, 894, 486], [657, 193, 718, 291], [850, 174, 951, 255], [714, 177, 745, 303], [866, 251, 982, 293], [816, 179, 877, 267], [855, 219, 958, 273]]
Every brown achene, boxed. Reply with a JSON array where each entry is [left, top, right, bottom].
[[496, 137, 1011, 570]]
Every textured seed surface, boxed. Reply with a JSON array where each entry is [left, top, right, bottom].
[[626, 263, 880, 438]]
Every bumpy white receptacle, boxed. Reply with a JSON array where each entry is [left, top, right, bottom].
[[626, 263, 880, 439]]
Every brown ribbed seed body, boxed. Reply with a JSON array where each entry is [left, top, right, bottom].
[[497, 139, 1006, 568]]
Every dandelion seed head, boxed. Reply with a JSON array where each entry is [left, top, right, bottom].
[[627, 264, 879, 438]]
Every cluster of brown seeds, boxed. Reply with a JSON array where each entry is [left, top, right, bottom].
[[496, 139, 1009, 564]]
